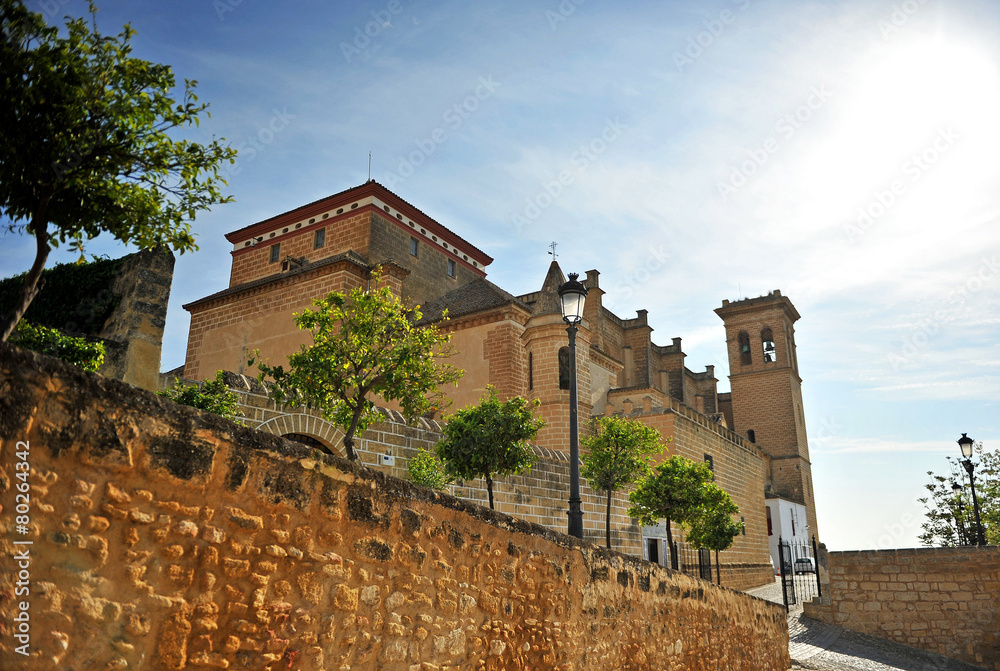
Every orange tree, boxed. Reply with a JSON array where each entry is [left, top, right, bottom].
[[435, 387, 543, 509], [581, 415, 664, 549], [0, 0, 235, 341], [252, 269, 462, 461], [628, 455, 716, 567]]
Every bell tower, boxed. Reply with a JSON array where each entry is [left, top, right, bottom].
[[715, 290, 818, 538]]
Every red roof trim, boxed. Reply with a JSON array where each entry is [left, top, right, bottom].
[[230, 203, 487, 277], [224, 181, 493, 267]]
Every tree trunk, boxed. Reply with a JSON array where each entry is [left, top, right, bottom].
[[605, 488, 612, 549], [715, 550, 721, 585], [665, 517, 674, 570], [486, 474, 494, 510], [342, 406, 364, 461], [0, 216, 50, 342]]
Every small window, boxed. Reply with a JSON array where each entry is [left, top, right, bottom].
[[447, 259, 456, 277], [314, 228, 326, 249], [761, 327, 776, 363], [269, 243, 280, 263], [558, 347, 571, 390], [738, 331, 751, 365], [528, 352, 533, 391], [704, 454, 714, 471], [747, 429, 756, 443], [410, 237, 418, 257], [766, 507, 773, 536]]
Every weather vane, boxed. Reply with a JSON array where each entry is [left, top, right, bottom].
[[548, 241, 558, 260]]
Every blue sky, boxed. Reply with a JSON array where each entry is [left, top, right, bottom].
[[3, 0, 999, 551]]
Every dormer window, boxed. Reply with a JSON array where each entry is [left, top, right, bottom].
[[738, 331, 752, 365], [761, 328, 776, 363]]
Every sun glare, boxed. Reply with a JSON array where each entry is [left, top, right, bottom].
[[769, 34, 1000, 250]]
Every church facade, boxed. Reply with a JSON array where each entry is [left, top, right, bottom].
[[180, 181, 818, 584]]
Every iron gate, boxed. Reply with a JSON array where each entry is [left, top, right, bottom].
[[777, 536, 822, 608]]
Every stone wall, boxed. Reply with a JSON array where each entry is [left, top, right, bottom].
[[97, 249, 175, 392], [219, 374, 646, 562], [804, 547, 1000, 670], [0, 343, 789, 670]]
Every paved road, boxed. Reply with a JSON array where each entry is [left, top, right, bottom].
[[744, 579, 985, 671]]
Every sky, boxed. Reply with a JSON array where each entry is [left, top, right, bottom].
[[2, 0, 999, 552]]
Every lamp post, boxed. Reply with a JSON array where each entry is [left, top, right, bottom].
[[957, 433, 987, 546], [951, 482, 968, 546], [558, 273, 589, 539]]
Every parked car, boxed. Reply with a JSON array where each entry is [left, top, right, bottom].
[[793, 557, 816, 574]]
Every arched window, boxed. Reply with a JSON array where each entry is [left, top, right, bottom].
[[558, 347, 571, 390], [738, 331, 752, 365], [761, 327, 776, 363]]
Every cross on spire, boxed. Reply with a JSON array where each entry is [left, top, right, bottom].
[[548, 241, 558, 260]]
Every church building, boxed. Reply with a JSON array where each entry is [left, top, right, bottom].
[[180, 180, 818, 585]]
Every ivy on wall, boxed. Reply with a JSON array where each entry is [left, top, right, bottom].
[[10, 321, 105, 371], [0, 257, 126, 336]]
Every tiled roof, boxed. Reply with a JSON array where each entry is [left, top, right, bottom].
[[415, 278, 531, 325]]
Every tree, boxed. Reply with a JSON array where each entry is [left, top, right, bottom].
[[158, 371, 244, 424], [919, 442, 998, 546], [10, 320, 104, 371], [252, 269, 463, 462], [0, 0, 236, 341], [407, 448, 453, 491], [581, 415, 664, 549], [436, 387, 543, 510], [628, 455, 715, 568], [685, 483, 743, 585]]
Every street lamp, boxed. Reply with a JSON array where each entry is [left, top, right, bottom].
[[559, 272, 589, 539], [957, 433, 987, 546], [951, 482, 968, 546]]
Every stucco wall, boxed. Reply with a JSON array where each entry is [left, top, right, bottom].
[[804, 547, 1000, 670], [0, 343, 789, 670]]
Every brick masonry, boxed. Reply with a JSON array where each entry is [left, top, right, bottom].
[[803, 546, 1000, 669], [0, 343, 789, 670]]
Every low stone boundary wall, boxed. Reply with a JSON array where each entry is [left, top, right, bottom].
[[1, 343, 788, 670], [804, 547, 1000, 670]]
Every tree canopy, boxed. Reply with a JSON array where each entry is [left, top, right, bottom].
[[582, 415, 664, 548], [435, 387, 543, 509], [628, 455, 716, 567], [919, 441, 998, 546], [0, 0, 236, 340], [252, 269, 462, 462], [407, 448, 453, 491], [685, 482, 743, 584]]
